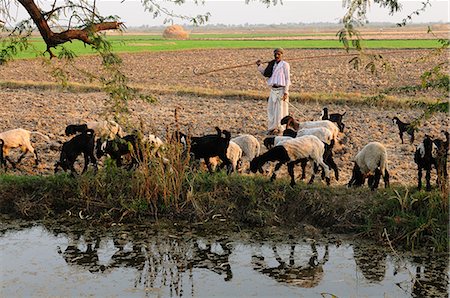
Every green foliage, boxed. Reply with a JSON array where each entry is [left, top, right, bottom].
[[420, 63, 449, 93], [373, 187, 448, 252], [0, 35, 31, 65]]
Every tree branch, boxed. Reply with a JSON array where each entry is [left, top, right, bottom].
[[17, 0, 122, 54]]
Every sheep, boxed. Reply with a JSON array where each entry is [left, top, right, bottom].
[[348, 142, 390, 191], [96, 134, 142, 169], [281, 116, 340, 141], [263, 135, 337, 182], [0, 128, 49, 168], [54, 129, 98, 175], [392, 116, 415, 144], [321, 107, 346, 132], [142, 133, 165, 156], [250, 135, 330, 186], [210, 140, 242, 173], [296, 127, 335, 145], [231, 134, 261, 161], [189, 127, 232, 174], [65, 120, 124, 140], [414, 135, 438, 191]]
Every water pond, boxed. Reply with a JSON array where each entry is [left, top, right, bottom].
[[0, 218, 448, 297]]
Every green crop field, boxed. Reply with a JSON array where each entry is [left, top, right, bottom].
[[12, 35, 442, 59]]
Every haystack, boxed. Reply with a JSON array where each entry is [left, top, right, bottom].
[[162, 25, 189, 40]]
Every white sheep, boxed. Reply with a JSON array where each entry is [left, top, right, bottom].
[[231, 134, 260, 171], [250, 135, 330, 186], [143, 133, 164, 156], [348, 142, 390, 190], [295, 127, 335, 145], [210, 140, 242, 173], [296, 120, 340, 141], [86, 120, 124, 140], [0, 128, 50, 168]]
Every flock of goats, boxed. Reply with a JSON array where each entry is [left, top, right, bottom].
[[0, 107, 448, 191]]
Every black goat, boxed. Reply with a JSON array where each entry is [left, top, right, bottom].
[[392, 116, 415, 144], [414, 135, 436, 191], [282, 128, 297, 138], [189, 127, 232, 174], [54, 129, 97, 175], [321, 107, 346, 132], [96, 134, 142, 169], [65, 124, 89, 136]]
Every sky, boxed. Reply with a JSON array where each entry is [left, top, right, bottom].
[[9, 0, 450, 27], [99, 0, 449, 27]]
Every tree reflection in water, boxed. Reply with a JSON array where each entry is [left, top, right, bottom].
[[411, 254, 449, 298], [41, 223, 448, 297], [55, 228, 233, 297], [353, 242, 387, 282], [251, 241, 329, 288]]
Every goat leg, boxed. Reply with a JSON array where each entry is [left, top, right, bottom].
[[271, 162, 284, 181], [327, 157, 339, 181], [417, 168, 422, 190], [300, 159, 307, 180], [384, 169, 390, 188], [16, 151, 28, 166], [370, 169, 382, 191], [81, 152, 90, 174], [425, 169, 432, 191], [287, 162, 296, 186], [6, 156, 17, 169]]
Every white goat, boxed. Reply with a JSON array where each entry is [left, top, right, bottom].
[[348, 142, 390, 190], [210, 140, 242, 173], [296, 120, 340, 141], [86, 121, 124, 140], [250, 135, 330, 186], [0, 128, 49, 168], [231, 134, 260, 171], [296, 127, 335, 145]]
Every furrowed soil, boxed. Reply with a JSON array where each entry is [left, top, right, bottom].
[[0, 48, 448, 186]]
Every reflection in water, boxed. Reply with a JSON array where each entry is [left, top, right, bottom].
[[251, 242, 328, 288], [411, 254, 449, 298], [353, 242, 387, 282], [52, 226, 234, 297], [0, 220, 448, 297]]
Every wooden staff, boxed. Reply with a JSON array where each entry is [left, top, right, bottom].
[[192, 49, 427, 76], [193, 60, 271, 76]]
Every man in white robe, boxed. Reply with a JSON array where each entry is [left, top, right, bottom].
[[256, 48, 291, 135]]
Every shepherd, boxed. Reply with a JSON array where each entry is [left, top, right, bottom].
[[256, 48, 291, 135]]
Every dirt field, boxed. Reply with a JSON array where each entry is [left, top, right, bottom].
[[0, 48, 448, 186]]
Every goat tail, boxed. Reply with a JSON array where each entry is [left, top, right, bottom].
[[342, 111, 347, 116], [30, 131, 50, 141]]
